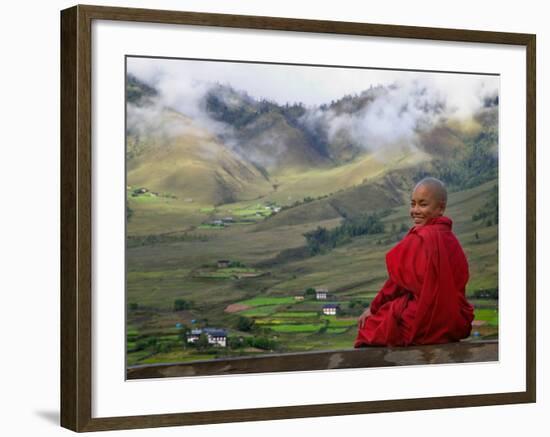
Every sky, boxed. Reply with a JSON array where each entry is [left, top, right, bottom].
[[127, 56, 499, 115]]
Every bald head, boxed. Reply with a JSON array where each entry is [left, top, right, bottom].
[[409, 177, 447, 226], [414, 177, 447, 205]]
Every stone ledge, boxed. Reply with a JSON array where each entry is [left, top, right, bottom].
[[126, 340, 498, 380]]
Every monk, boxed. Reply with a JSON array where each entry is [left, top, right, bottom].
[[354, 177, 475, 347]]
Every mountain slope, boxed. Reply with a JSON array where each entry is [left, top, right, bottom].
[[126, 75, 498, 207], [127, 109, 272, 205]]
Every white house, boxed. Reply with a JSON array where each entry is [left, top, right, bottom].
[[186, 328, 228, 347], [322, 304, 340, 316], [315, 288, 328, 300], [186, 328, 203, 343]]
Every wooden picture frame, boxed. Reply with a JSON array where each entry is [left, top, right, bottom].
[[61, 4, 536, 432]]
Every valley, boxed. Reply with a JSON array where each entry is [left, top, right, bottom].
[[125, 70, 499, 367]]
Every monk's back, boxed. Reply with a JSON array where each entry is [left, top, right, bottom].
[[400, 220, 472, 344], [414, 221, 470, 291], [355, 215, 475, 347]]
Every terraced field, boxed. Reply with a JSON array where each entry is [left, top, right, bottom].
[[127, 179, 498, 366]]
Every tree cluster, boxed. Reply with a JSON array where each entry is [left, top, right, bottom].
[[126, 73, 158, 105], [173, 299, 193, 311], [415, 125, 498, 192], [472, 184, 498, 226], [303, 212, 385, 255]]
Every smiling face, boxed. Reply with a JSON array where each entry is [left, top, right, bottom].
[[410, 184, 446, 226]]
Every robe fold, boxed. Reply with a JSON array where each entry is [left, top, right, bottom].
[[354, 215, 474, 347]]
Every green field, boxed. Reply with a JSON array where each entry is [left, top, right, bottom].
[[268, 324, 323, 333], [126, 173, 499, 367], [474, 308, 499, 326], [238, 297, 297, 306], [271, 311, 319, 318], [239, 305, 279, 316]]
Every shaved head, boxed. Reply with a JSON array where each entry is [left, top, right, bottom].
[[413, 177, 447, 205], [409, 177, 447, 226]]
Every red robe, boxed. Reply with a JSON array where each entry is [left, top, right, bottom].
[[354, 216, 474, 347]]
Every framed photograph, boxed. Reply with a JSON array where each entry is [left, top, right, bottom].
[[60, 4, 536, 432]]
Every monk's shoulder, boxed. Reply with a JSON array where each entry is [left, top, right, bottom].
[[414, 224, 445, 239], [405, 226, 438, 254], [417, 224, 460, 240], [396, 228, 425, 250], [386, 230, 426, 268], [406, 225, 427, 241], [416, 225, 467, 254]]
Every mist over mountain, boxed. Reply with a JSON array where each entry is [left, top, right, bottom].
[[200, 80, 458, 168], [126, 71, 498, 204]]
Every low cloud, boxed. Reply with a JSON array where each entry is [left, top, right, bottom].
[[127, 57, 499, 159]]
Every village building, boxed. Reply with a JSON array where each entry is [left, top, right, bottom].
[[294, 295, 305, 301], [186, 328, 202, 343], [265, 205, 281, 213], [204, 328, 227, 347], [217, 260, 231, 268], [315, 288, 328, 300], [221, 217, 234, 224], [186, 328, 228, 347], [322, 304, 340, 316]]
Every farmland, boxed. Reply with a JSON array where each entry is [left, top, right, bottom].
[[126, 178, 498, 366]]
